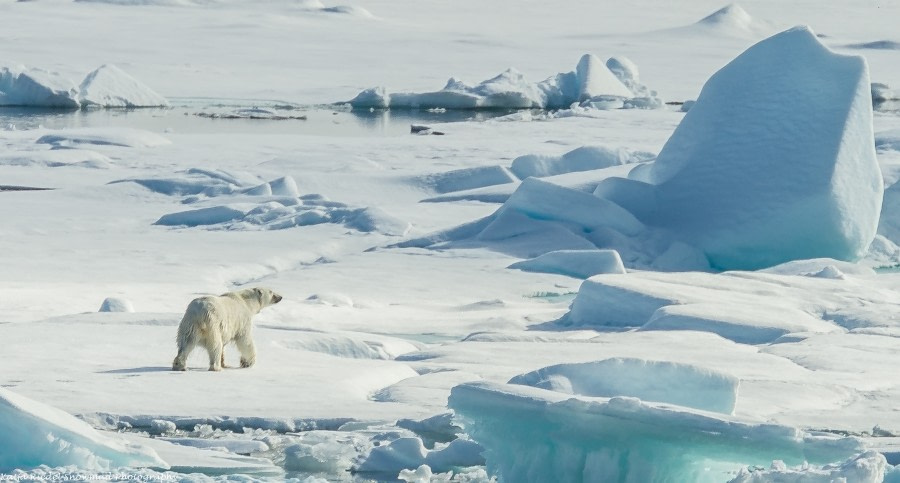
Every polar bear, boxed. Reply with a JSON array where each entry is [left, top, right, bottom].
[[172, 287, 282, 371]]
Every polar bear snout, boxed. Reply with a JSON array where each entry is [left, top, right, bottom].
[[273, 293, 283, 304]]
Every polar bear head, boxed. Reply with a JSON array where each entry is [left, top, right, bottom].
[[252, 287, 283, 307]]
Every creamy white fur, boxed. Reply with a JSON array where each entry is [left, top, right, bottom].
[[172, 287, 282, 371]]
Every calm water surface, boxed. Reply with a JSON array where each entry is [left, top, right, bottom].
[[0, 98, 527, 137]]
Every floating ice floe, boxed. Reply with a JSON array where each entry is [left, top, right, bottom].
[[449, 379, 869, 483], [0, 66, 80, 108], [0, 387, 167, 472], [348, 54, 662, 110], [0, 64, 168, 108]]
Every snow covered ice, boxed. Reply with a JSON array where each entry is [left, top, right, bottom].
[[349, 53, 662, 110], [4, 1, 900, 482], [0, 64, 168, 108]]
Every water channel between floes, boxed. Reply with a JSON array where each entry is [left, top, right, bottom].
[[0, 98, 530, 137]]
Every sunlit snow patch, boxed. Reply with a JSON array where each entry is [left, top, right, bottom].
[[0, 387, 167, 472], [349, 54, 661, 110]]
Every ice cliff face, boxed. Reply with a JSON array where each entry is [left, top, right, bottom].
[[0, 387, 167, 472], [647, 26, 882, 270]]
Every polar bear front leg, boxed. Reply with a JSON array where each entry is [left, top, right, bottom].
[[236, 335, 256, 368]]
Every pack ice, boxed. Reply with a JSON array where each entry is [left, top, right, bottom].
[[0, 64, 167, 108], [349, 54, 661, 110], [410, 26, 882, 273], [436, 25, 891, 483]]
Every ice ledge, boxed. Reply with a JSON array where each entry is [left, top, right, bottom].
[[449, 381, 865, 483]]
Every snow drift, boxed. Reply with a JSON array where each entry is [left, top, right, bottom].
[[348, 54, 661, 110], [0, 64, 168, 108], [0, 387, 167, 472]]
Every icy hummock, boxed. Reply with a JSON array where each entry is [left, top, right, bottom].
[[449, 380, 866, 483], [0, 387, 167, 472], [99, 297, 135, 313], [78, 64, 168, 108], [0, 64, 168, 108], [643, 26, 882, 270], [348, 54, 661, 110], [0, 66, 80, 108]]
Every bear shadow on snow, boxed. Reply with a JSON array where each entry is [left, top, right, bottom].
[[172, 287, 282, 372]]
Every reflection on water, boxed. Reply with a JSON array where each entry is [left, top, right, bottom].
[[0, 98, 529, 137]]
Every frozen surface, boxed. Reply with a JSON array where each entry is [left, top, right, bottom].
[[3, 0, 900, 480]]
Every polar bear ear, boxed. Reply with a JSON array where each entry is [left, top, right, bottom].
[[254, 287, 263, 298]]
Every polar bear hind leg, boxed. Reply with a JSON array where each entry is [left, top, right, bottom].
[[236, 335, 256, 368]]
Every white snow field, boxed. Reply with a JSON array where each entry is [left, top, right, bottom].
[[4, 1, 900, 482]]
